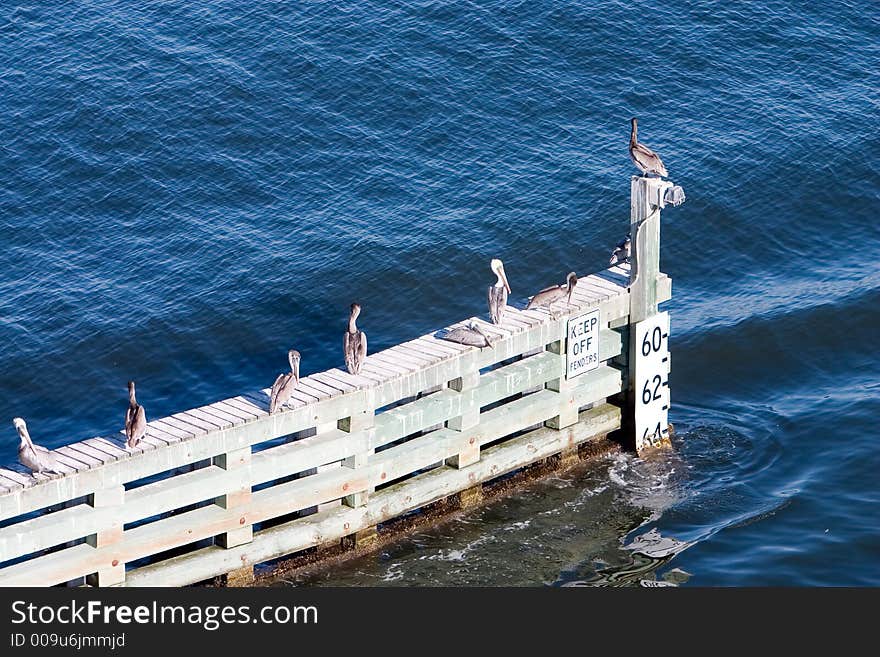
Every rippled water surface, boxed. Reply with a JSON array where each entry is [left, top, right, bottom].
[[1, 1, 877, 585]]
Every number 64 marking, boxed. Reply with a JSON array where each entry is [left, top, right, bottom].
[[642, 422, 666, 445]]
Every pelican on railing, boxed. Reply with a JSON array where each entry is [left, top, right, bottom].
[[526, 272, 578, 318], [487, 258, 511, 325], [124, 380, 147, 448], [269, 349, 301, 414], [13, 417, 61, 475], [609, 233, 631, 266], [629, 117, 668, 178], [344, 303, 367, 375], [441, 321, 494, 348]]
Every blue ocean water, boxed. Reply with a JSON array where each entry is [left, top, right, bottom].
[[1, 1, 877, 585]]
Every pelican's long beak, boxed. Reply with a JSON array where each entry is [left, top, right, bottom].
[[12, 418, 30, 446], [499, 265, 511, 295]]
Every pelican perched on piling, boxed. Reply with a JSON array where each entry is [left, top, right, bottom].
[[441, 321, 494, 348], [629, 118, 668, 178], [344, 303, 367, 375], [487, 258, 511, 325], [526, 272, 578, 318], [269, 349, 301, 414], [13, 417, 61, 475], [124, 380, 147, 448], [609, 233, 631, 266]]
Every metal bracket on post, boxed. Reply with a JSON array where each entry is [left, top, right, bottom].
[[85, 485, 125, 587]]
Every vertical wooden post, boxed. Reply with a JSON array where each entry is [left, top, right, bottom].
[[214, 447, 252, 548], [214, 447, 253, 586], [627, 176, 670, 451], [340, 408, 377, 550], [445, 371, 481, 468], [545, 339, 578, 429], [629, 176, 667, 322], [85, 485, 125, 586], [341, 410, 375, 507]]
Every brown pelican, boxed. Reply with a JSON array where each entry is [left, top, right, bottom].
[[124, 380, 147, 448], [609, 233, 631, 266], [13, 417, 61, 475], [441, 321, 493, 348], [269, 349, 301, 414], [526, 272, 578, 317], [487, 258, 511, 324], [629, 118, 668, 177], [343, 303, 367, 375]]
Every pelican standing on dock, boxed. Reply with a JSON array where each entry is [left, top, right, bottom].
[[441, 321, 494, 348], [344, 302, 367, 375], [526, 272, 578, 316], [487, 258, 511, 325], [269, 349, 301, 414], [124, 380, 147, 448], [629, 117, 668, 178], [609, 233, 631, 266], [13, 417, 61, 474]]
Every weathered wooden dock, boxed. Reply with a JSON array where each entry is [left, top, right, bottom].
[[0, 177, 677, 587]]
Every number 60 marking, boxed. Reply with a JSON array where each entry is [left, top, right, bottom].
[[641, 326, 665, 357]]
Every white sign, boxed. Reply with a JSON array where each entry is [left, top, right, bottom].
[[634, 312, 671, 450], [566, 310, 600, 379]]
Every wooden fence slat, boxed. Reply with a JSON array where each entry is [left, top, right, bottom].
[[186, 408, 233, 431], [54, 443, 104, 468], [295, 380, 333, 401], [0, 469, 30, 488], [210, 401, 258, 422], [309, 372, 356, 393], [175, 411, 225, 432]]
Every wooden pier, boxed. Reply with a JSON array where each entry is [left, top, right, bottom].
[[0, 177, 677, 587]]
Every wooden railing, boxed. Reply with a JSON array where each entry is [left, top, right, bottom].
[[0, 176, 675, 587]]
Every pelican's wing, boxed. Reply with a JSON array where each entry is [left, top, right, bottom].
[[345, 331, 367, 375], [131, 405, 147, 446], [33, 444, 61, 474], [124, 406, 134, 440], [357, 331, 367, 370], [18, 446, 39, 473], [526, 284, 562, 309], [631, 142, 668, 176], [441, 326, 491, 347], [442, 328, 477, 346], [269, 372, 288, 414], [343, 332, 354, 374], [488, 286, 507, 324]]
